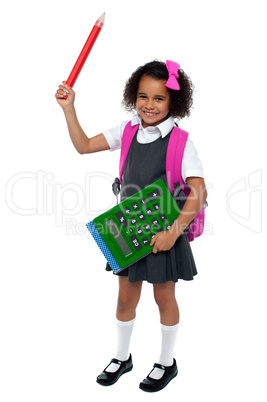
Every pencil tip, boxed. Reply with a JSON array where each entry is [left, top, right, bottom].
[[98, 12, 105, 24]]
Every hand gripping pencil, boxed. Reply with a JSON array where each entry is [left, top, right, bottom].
[[65, 12, 105, 90]]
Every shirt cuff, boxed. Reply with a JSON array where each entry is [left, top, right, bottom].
[[102, 130, 120, 152]]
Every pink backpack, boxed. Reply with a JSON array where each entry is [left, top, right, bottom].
[[118, 121, 206, 241]]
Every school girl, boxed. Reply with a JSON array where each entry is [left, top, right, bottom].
[[55, 60, 207, 392]]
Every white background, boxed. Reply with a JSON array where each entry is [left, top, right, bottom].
[[1, 0, 266, 401]]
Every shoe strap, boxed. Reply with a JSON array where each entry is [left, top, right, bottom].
[[110, 358, 122, 365], [153, 360, 175, 374], [103, 358, 122, 373], [153, 363, 166, 370]]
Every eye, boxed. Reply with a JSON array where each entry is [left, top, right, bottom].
[[156, 97, 164, 102], [139, 95, 147, 99]]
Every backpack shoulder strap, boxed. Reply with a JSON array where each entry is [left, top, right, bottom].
[[119, 121, 139, 184], [166, 126, 206, 242], [166, 126, 189, 193]]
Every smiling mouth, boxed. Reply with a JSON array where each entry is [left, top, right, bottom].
[[142, 110, 158, 117]]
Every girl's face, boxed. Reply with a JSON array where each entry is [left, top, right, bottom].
[[136, 75, 170, 128]]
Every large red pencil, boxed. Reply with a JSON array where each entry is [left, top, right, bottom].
[[66, 12, 105, 88]]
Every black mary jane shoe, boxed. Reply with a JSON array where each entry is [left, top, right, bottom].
[[139, 359, 178, 393], [96, 354, 133, 386]]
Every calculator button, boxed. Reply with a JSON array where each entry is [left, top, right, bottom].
[[165, 222, 172, 230], [142, 237, 150, 246], [131, 202, 140, 211], [143, 223, 151, 232], [159, 214, 167, 222], [157, 227, 163, 233], [145, 207, 153, 216], [153, 203, 161, 211], [151, 218, 160, 227], [149, 233, 156, 239], [138, 213, 146, 221], [115, 211, 128, 228], [129, 217, 138, 225], [124, 207, 132, 216], [136, 227, 144, 236], [129, 235, 143, 251], [146, 188, 163, 201], [125, 228, 133, 234], [139, 197, 147, 206]]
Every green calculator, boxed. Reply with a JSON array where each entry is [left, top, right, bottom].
[[86, 179, 180, 274]]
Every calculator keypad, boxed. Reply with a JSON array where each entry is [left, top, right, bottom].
[[136, 227, 144, 236], [124, 207, 131, 216], [139, 198, 147, 206], [146, 188, 163, 201], [142, 237, 150, 246], [151, 218, 160, 227], [138, 213, 146, 221], [129, 217, 138, 225], [129, 235, 143, 251], [145, 207, 153, 216], [153, 203, 161, 211], [143, 223, 151, 232], [115, 211, 128, 228], [159, 214, 167, 222], [132, 202, 140, 211], [114, 186, 173, 255]]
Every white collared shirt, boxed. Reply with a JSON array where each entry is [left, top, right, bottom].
[[103, 114, 204, 182]]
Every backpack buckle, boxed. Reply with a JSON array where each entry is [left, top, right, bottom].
[[112, 177, 121, 204]]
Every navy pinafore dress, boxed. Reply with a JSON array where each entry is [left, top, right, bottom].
[[106, 130, 197, 284]]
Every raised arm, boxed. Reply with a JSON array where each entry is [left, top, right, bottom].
[[55, 82, 110, 154]]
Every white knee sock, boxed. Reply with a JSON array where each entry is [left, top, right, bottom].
[[106, 318, 135, 373], [149, 323, 179, 380]]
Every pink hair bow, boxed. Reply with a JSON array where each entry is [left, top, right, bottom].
[[165, 60, 180, 90]]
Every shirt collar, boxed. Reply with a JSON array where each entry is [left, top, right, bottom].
[[131, 113, 175, 138]]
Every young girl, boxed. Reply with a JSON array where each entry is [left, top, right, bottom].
[[55, 60, 207, 392]]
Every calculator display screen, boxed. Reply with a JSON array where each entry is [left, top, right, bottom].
[[106, 219, 132, 257]]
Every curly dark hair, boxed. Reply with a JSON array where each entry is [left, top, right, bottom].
[[122, 60, 194, 119]]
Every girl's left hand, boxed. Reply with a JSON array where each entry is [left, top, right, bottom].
[[150, 230, 177, 254]]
